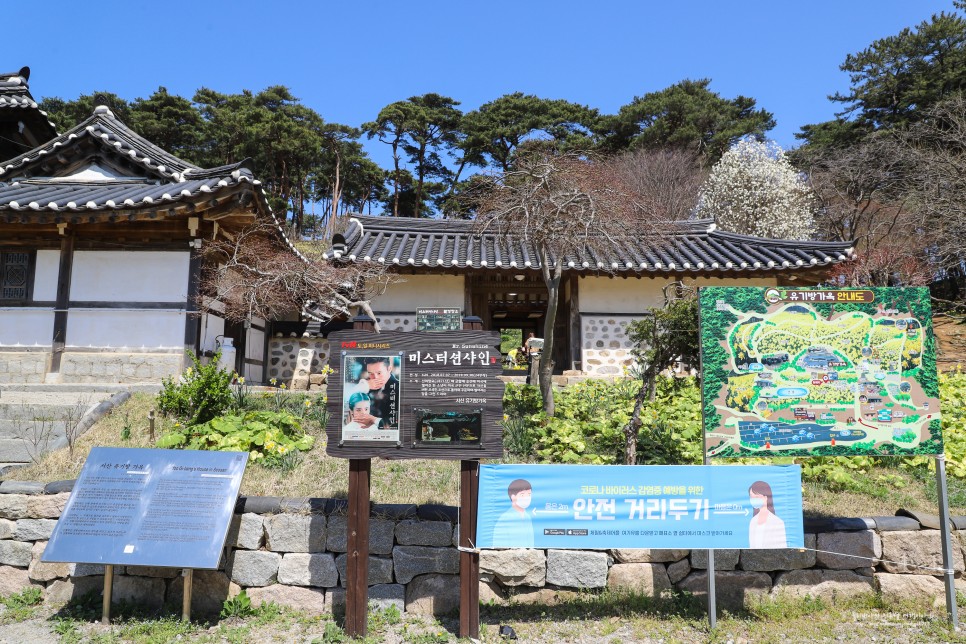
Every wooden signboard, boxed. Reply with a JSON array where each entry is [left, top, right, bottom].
[[325, 329, 503, 460]]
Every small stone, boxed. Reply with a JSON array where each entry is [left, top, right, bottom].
[[816, 531, 881, 570], [229, 550, 281, 587], [0, 495, 28, 520], [264, 513, 326, 553], [0, 518, 14, 539], [876, 572, 946, 605], [395, 520, 454, 547], [229, 513, 265, 550], [13, 518, 57, 541], [405, 573, 460, 616], [479, 549, 546, 587], [607, 563, 672, 596], [667, 558, 691, 584], [392, 546, 459, 585], [546, 550, 608, 589], [247, 584, 327, 615], [27, 541, 69, 582], [277, 553, 339, 588], [0, 540, 33, 567]]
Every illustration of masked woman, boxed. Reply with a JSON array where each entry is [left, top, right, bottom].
[[748, 480, 786, 548]]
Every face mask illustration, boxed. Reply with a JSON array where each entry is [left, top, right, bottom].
[[515, 494, 532, 509], [749, 497, 765, 509]]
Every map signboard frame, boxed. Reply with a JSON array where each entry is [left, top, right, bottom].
[[43, 447, 248, 569], [699, 286, 942, 458]]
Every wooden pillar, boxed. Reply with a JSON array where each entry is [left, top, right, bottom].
[[183, 240, 202, 370], [345, 313, 374, 637], [49, 228, 74, 374], [459, 459, 480, 639], [459, 314, 483, 638], [567, 274, 581, 372]]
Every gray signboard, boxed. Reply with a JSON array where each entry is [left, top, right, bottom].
[[43, 447, 248, 569]]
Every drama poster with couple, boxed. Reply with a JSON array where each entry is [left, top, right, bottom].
[[341, 355, 401, 442]]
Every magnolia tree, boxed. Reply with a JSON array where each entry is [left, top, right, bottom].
[[199, 221, 396, 331], [475, 152, 673, 416], [698, 139, 816, 240]]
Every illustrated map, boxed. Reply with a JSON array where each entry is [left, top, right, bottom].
[[699, 287, 942, 458]]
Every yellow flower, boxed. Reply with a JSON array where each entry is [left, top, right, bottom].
[[305, 400, 312, 407], [280, 383, 287, 390], [266, 441, 276, 451], [238, 377, 245, 385], [270, 378, 278, 385], [278, 445, 288, 455]]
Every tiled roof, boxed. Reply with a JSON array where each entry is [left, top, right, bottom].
[[0, 105, 197, 181], [324, 215, 854, 273], [0, 67, 58, 141]]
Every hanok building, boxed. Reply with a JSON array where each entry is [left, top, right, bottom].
[[324, 216, 854, 376], [0, 95, 278, 384]]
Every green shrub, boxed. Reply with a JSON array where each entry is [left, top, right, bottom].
[[156, 410, 314, 463], [157, 352, 234, 425]]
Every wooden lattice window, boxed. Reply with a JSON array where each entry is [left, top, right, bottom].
[[0, 251, 32, 302]]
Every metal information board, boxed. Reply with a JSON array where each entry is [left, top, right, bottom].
[[416, 308, 462, 332], [43, 447, 248, 569]]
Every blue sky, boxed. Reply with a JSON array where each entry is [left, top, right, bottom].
[[15, 1, 957, 168]]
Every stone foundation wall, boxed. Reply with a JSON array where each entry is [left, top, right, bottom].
[[59, 352, 182, 384], [267, 338, 330, 383], [580, 315, 641, 376], [0, 482, 964, 616], [374, 315, 417, 332], [0, 352, 49, 384]]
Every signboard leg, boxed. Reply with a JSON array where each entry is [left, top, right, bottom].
[[935, 454, 959, 631], [706, 550, 716, 629], [459, 460, 480, 639], [345, 458, 371, 638], [101, 564, 114, 625], [182, 569, 193, 622]]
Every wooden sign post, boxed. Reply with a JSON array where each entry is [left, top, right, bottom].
[[460, 315, 483, 640]]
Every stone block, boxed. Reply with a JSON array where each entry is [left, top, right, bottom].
[[277, 553, 339, 588], [740, 534, 817, 571], [392, 546, 460, 585], [229, 550, 281, 587], [325, 586, 345, 616], [124, 566, 180, 578], [45, 575, 104, 604], [326, 516, 395, 555], [479, 579, 505, 605], [816, 530, 881, 569], [479, 549, 546, 587], [405, 574, 460, 616], [395, 520, 454, 547], [13, 518, 57, 541], [264, 513, 326, 553], [112, 575, 166, 612], [612, 548, 689, 564], [368, 583, 405, 613], [248, 584, 327, 615], [0, 494, 28, 520], [71, 563, 115, 577], [167, 570, 238, 617], [228, 513, 264, 550], [876, 572, 947, 605], [506, 586, 580, 605], [0, 540, 33, 566], [546, 549, 608, 589], [0, 518, 14, 539], [607, 563, 672, 596], [689, 549, 740, 570], [0, 565, 35, 597], [28, 541, 69, 582], [27, 493, 69, 519], [291, 376, 310, 390], [772, 569, 874, 601], [880, 530, 964, 575], [667, 558, 690, 584], [677, 571, 772, 612], [335, 554, 394, 586], [0, 482, 45, 495]]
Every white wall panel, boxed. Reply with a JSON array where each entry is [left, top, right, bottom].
[[371, 275, 464, 311], [67, 309, 184, 348], [578, 275, 779, 313], [70, 251, 190, 302], [0, 308, 53, 346], [33, 250, 59, 302], [200, 313, 226, 353]]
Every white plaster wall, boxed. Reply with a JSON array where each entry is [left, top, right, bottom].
[[370, 274, 464, 312], [245, 327, 265, 382], [200, 313, 226, 354], [0, 308, 53, 346], [67, 310, 185, 348], [70, 251, 190, 302], [33, 250, 59, 302], [578, 275, 779, 313]]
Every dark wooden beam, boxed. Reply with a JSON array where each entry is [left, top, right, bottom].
[[49, 229, 74, 374], [182, 241, 202, 369]]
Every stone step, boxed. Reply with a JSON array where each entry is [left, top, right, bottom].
[[0, 419, 69, 440], [0, 403, 95, 421], [0, 383, 160, 394], [0, 390, 112, 405], [0, 437, 58, 464]]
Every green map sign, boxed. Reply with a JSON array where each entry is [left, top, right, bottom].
[[699, 287, 942, 458]]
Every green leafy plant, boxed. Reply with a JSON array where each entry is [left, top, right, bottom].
[[221, 589, 255, 618], [156, 410, 314, 463], [157, 351, 234, 425]]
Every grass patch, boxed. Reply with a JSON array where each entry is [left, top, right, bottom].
[[0, 586, 44, 624]]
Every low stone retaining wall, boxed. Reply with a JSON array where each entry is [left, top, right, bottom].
[[0, 351, 49, 384], [0, 481, 963, 617], [59, 352, 182, 384]]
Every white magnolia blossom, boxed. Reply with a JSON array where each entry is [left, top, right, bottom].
[[698, 139, 816, 240]]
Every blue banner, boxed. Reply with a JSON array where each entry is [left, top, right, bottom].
[[477, 464, 803, 550]]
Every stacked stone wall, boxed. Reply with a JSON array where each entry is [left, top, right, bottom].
[[580, 315, 641, 376], [0, 352, 49, 384], [57, 352, 182, 384], [0, 481, 964, 616]]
